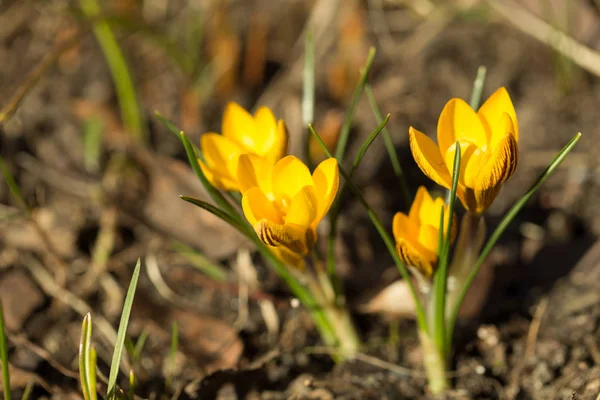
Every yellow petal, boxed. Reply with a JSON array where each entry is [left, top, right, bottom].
[[201, 133, 243, 182], [474, 124, 518, 192], [409, 186, 433, 225], [237, 154, 273, 195], [222, 102, 257, 151], [437, 98, 488, 156], [424, 196, 446, 229], [393, 212, 438, 276], [199, 159, 239, 191], [312, 158, 339, 222], [395, 238, 436, 277], [272, 156, 314, 204], [478, 87, 519, 144], [418, 224, 440, 255], [254, 219, 311, 254], [409, 127, 452, 189], [252, 107, 278, 156], [393, 212, 420, 245], [466, 125, 518, 214], [462, 186, 501, 215], [444, 140, 482, 186], [285, 186, 318, 228], [462, 146, 489, 189], [242, 187, 283, 226]]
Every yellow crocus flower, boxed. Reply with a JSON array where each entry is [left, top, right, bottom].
[[393, 186, 456, 277], [199, 102, 288, 191], [237, 155, 339, 268], [408, 87, 519, 214]]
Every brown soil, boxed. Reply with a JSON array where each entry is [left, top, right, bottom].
[[1, 1, 600, 399]]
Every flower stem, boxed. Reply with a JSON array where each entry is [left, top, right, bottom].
[[420, 331, 450, 395], [445, 213, 486, 349], [310, 265, 360, 360], [446, 133, 582, 338]]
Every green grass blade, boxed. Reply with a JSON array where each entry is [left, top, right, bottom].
[[170, 240, 229, 281], [128, 370, 135, 400], [334, 47, 376, 162], [20, 382, 33, 400], [0, 155, 29, 215], [303, 30, 315, 168], [79, 0, 146, 144], [447, 132, 582, 344], [364, 84, 411, 206], [83, 116, 104, 173], [89, 347, 97, 396], [432, 144, 460, 356], [106, 259, 141, 399], [78, 313, 96, 400], [131, 329, 149, 364], [179, 196, 249, 235], [351, 114, 391, 172], [0, 298, 11, 400], [310, 124, 428, 333], [468, 66, 487, 111]]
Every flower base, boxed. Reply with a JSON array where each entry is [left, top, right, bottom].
[[419, 331, 450, 395]]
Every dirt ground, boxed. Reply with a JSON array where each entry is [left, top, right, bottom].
[[1, 0, 600, 399]]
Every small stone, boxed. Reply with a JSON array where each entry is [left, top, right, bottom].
[[0, 270, 44, 331]]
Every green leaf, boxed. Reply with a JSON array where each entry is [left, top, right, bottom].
[[432, 143, 461, 356], [364, 84, 411, 206], [128, 370, 135, 400], [334, 47, 376, 162], [20, 382, 33, 400], [352, 114, 391, 172], [180, 196, 249, 236], [78, 313, 97, 400], [447, 132, 582, 345], [131, 329, 149, 364], [107, 259, 141, 399]]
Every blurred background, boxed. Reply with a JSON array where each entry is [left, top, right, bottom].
[[1, 0, 600, 398]]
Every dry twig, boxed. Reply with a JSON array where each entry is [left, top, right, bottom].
[[488, 0, 600, 78]]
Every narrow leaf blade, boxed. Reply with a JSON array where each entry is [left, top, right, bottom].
[[106, 259, 141, 399], [334, 47, 376, 161]]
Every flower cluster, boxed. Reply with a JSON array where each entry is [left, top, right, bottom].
[[394, 87, 519, 275], [199, 88, 518, 278], [199, 102, 339, 268]]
